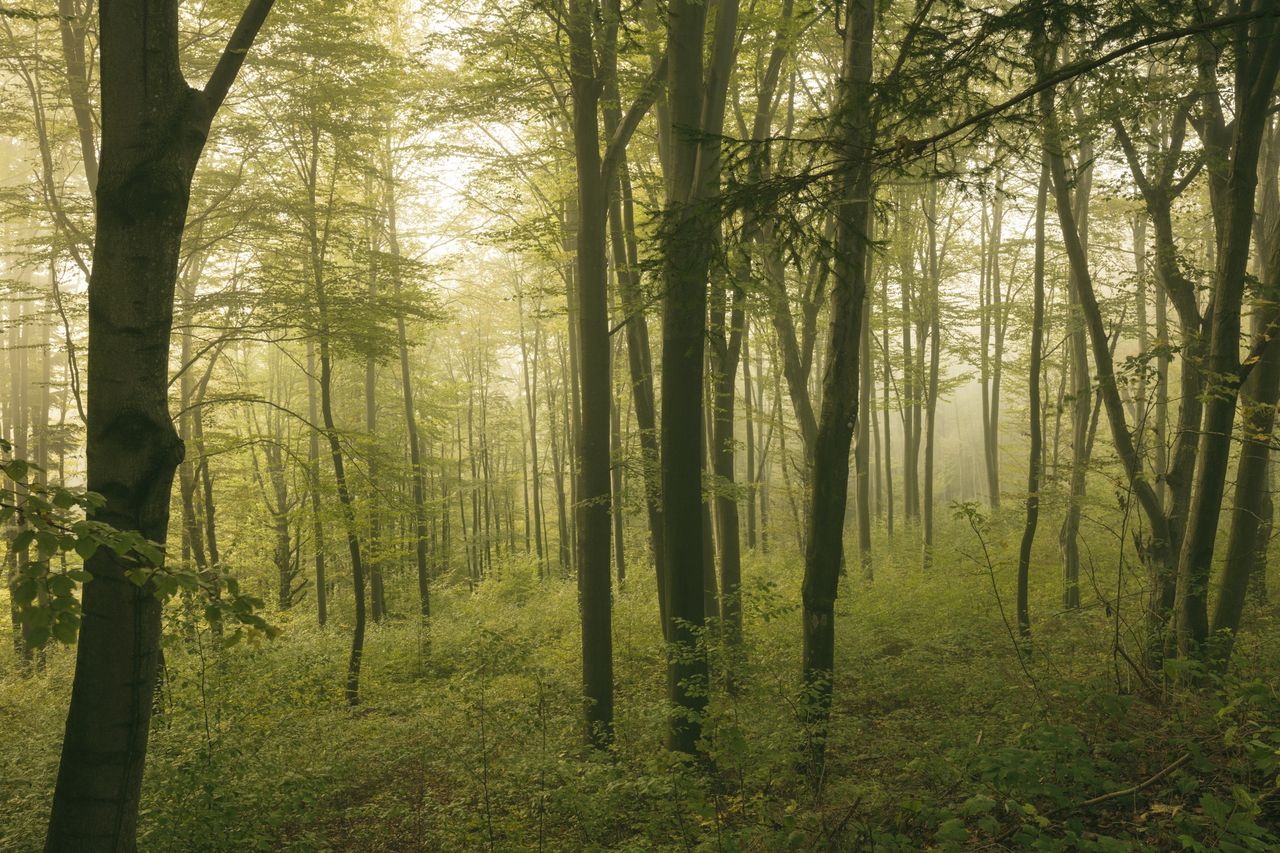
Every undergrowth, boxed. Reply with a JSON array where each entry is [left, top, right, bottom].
[[2, 514, 1278, 851]]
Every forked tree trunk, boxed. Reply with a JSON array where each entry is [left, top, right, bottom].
[[46, 1, 275, 848]]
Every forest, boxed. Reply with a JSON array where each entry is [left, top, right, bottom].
[[1, 0, 1279, 849]]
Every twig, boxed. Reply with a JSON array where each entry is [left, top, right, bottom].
[[1070, 753, 1191, 811]]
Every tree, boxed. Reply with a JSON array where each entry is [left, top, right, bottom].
[[1016, 153, 1050, 640], [799, 0, 873, 774], [45, 1, 276, 848], [1171, 7, 1280, 656]]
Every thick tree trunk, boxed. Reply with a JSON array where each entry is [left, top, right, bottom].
[[46, 1, 275, 848], [567, 0, 615, 745], [710, 272, 745, 646], [661, 0, 712, 754]]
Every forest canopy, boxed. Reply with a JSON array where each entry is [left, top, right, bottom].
[[2, 0, 1280, 849]]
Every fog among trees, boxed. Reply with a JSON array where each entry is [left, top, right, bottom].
[[2, 0, 1280, 849]]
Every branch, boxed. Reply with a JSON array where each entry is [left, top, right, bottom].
[[203, 0, 277, 115], [887, 8, 1280, 158], [600, 51, 669, 188], [1073, 753, 1191, 810]]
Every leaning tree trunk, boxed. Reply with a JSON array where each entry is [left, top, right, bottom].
[[314, 269, 368, 707], [45, 1, 275, 849], [1041, 73, 1178, 651]]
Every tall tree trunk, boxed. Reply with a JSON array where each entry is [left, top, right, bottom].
[[800, 0, 873, 775], [366, 231, 385, 623], [385, 146, 430, 619], [600, 33, 668, 630], [611, 383, 626, 586], [316, 307, 368, 706], [546, 333, 572, 578], [661, 0, 712, 754], [1174, 22, 1280, 655], [608, 162, 666, 622], [922, 182, 942, 563], [1016, 158, 1050, 639], [986, 183, 1005, 508], [897, 218, 918, 521], [1041, 66, 1178, 664], [518, 296, 545, 572], [881, 275, 894, 534], [307, 340, 327, 627], [743, 325, 758, 550], [46, 2, 275, 847], [1059, 141, 1094, 612], [710, 266, 745, 646], [566, 0, 616, 744], [856, 283, 873, 578], [1209, 119, 1280, 666]]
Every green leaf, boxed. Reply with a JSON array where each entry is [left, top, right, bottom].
[[35, 530, 60, 561], [935, 818, 968, 844], [47, 574, 75, 597], [74, 537, 100, 561], [51, 614, 79, 644], [11, 528, 36, 553]]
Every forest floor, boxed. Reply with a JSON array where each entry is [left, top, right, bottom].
[[2, 513, 1279, 851]]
